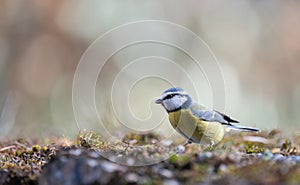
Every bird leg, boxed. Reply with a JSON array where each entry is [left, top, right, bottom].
[[204, 141, 216, 151], [184, 140, 192, 146]]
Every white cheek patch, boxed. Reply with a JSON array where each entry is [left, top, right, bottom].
[[162, 95, 188, 111], [162, 99, 174, 111]]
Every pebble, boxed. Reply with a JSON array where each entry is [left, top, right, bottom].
[[160, 169, 174, 178], [257, 151, 300, 164], [262, 150, 274, 160], [290, 155, 300, 162], [176, 145, 186, 154], [163, 179, 180, 185], [87, 159, 98, 167], [68, 149, 82, 156], [125, 172, 139, 183], [101, 161, 125, 173], [197, 152, 213, 162], [256, 153, 264, 158], [126, 158, 135, 166], [273, 154, 286, 161], [89, 151, 100, 158], [218, 164, 228, 172]]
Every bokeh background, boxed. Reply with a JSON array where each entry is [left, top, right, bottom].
[[0, 1, 300, 139]]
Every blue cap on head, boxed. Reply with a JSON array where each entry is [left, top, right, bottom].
[[163, 87, 184, 94]]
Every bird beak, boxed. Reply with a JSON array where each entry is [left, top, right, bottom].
[[155, 98, 162, 104]]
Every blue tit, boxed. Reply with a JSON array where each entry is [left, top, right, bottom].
[[155, 87, 259, 148]]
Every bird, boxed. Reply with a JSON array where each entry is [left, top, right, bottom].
[[155, 87, 259, 149]]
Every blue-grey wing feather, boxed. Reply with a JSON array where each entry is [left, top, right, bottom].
[[190, 103, 239, 125]]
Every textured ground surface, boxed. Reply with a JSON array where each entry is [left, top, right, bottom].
[[0, 130, 300, 185]]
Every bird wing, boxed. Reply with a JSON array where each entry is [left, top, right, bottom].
[[190, 103, 239, 125]]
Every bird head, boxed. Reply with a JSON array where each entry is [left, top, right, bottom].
[[155, 87, 192, 112]]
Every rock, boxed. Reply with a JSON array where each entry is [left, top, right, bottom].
[[39, 148, 127, 185]]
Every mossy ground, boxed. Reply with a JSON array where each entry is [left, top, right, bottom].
[[0, 130, 300, 185]]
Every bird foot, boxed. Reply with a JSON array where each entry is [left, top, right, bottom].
[[204, 142, 216, 151], [175, 141, 192, 154]]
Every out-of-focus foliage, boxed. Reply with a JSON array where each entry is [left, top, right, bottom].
[[0, 1, 300, 139]]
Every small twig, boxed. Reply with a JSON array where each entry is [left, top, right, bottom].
[[14, 141, 28, 149], [0, 145, 16, 152]]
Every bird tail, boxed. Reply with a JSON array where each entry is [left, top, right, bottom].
[[229, 125, 259, 132]]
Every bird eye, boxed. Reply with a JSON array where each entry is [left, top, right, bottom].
[[165, 94, 174, 99]]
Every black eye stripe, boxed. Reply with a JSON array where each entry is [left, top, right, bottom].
[[162, 93, 180, 100]]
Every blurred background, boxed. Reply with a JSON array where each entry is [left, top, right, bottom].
[[0, 0, 300, 139]]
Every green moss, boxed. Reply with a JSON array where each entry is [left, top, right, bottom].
[[42, 146, 49, 152], [15, 150, 24, 157], [122, 132, 161, 145], [32, 145, 41, 152], [2, 161, 15, 168], [169, 154, 190, 166], [77, 130, 105, 149], [244, 142, 265, 154], [281, 139, 298, 155], [282, 139, 292, 150]]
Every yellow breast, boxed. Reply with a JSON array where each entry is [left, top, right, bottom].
[[168, 109, 225, 145]]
